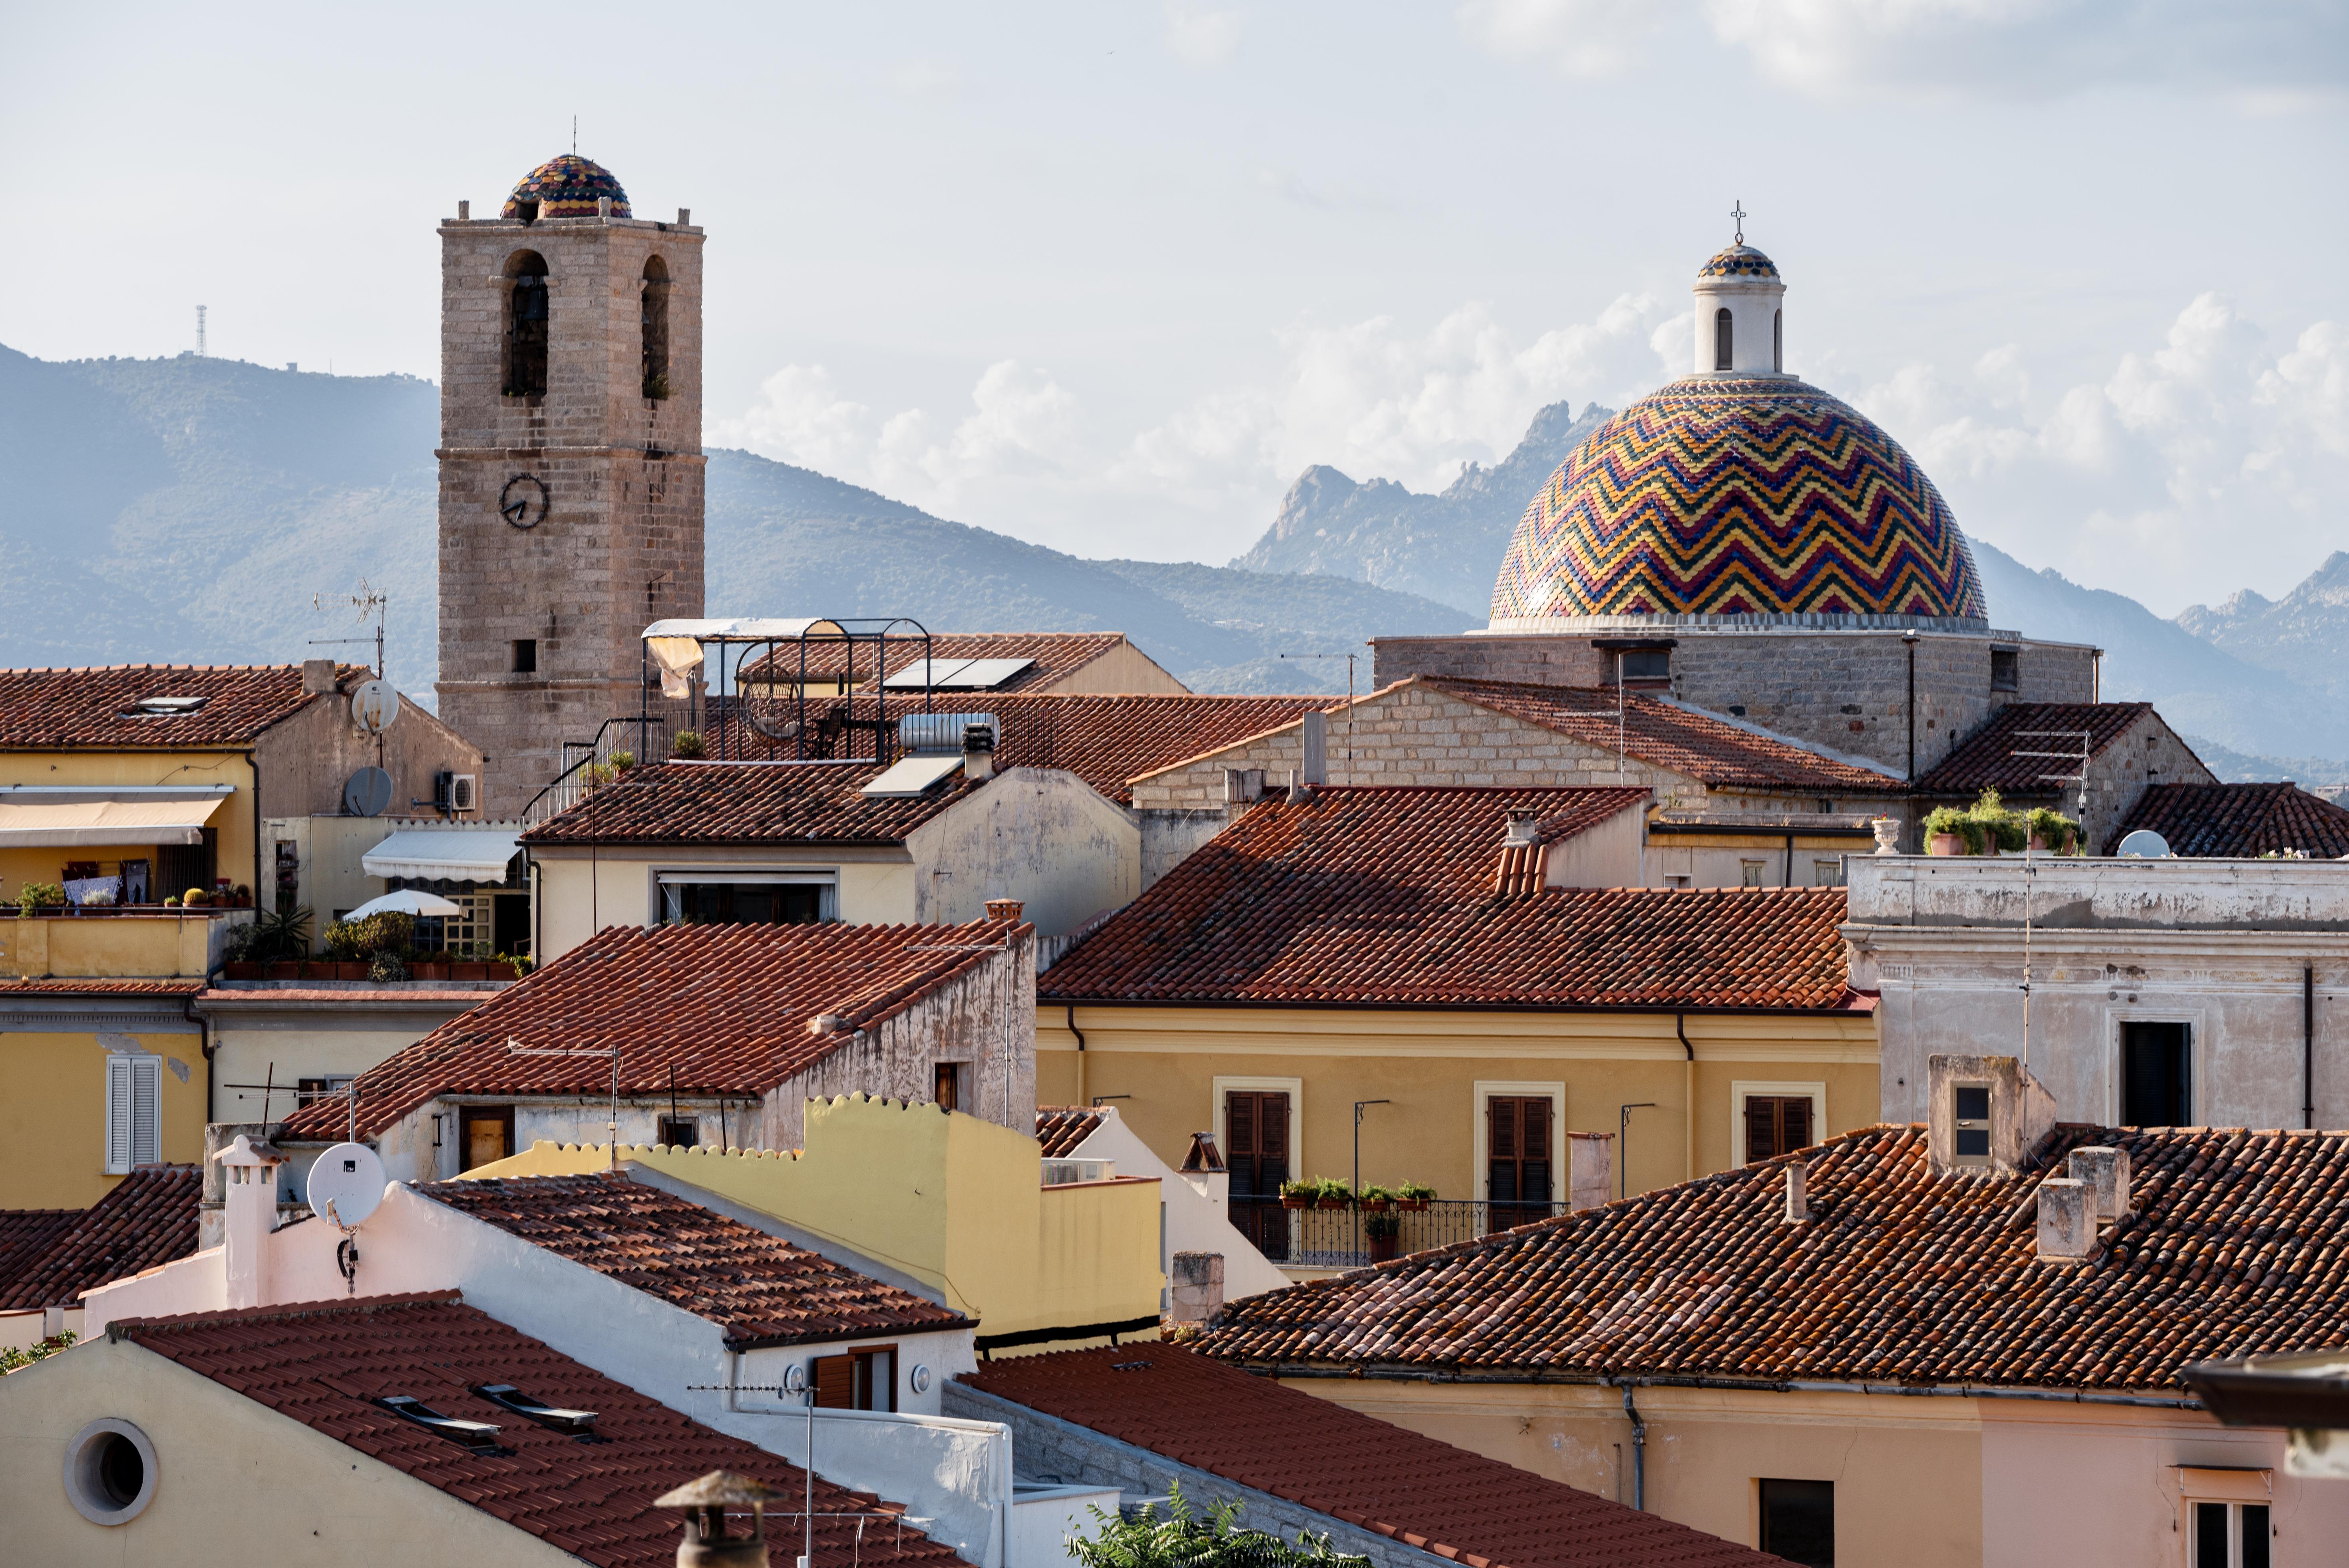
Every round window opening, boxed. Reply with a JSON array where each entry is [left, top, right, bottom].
[[65, 1419, 157, 1525]]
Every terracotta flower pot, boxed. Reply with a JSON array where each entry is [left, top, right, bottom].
[[412, 961, 451, 980], [1399, 1198, 1429, 1210], [1360, 1198, 1390, 1212], [265, 961, 300, 980], [453, 961, 495, 981], [1370, 1236, 1401, 1263], [222, 961, 263, 980], [336, 961, 372, 980], [298, 961, 335, 980], [1317, 1197, 1348, 1210], [1929, 833, 1962, 856], [1279, 1195, 1310, 1210]]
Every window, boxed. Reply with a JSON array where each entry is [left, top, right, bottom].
[[1619, 648, 1669, 681], [512, 638, 537, 674], [1224, 1089, 1291, 1262], [1714, 307, 1734, 371], [493, 892, 531, 957], [932, 1061, 964, 1112], [812, 1345, 897, 1411], [460, 1106, 514, 1173], [503, 251, 549, 397], [2193, 1502, 2270, 1568], [660, 875, 833, 927], [64, 1419, 157, 1525], [1758, 1479, 1833, 1566], [640, 256, 672, 399], [1740, 860, 1766, 888], [103, 1055, 162, 1174], [1772, 309, 1783, 373], [157, 829, 217, 904], [1951, 1083, 1991, 1163], [297, 1075, 353, 1110], [1744, 1095, 1813, 1163], [1812, 859, 1842, 887], [2123, 1021, 2192, 1125], [1487, 1095, 1553, 1228], [658, 1115, 699, 1149], [1990, 648, 2019, 692]]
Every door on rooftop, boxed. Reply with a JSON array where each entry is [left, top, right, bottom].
[[460, 1106, 514, 1173], [1487, 1095, 1553, 1232], [2122, 1020, 2192, 1126], [1224, 1089, 1290, 1262]]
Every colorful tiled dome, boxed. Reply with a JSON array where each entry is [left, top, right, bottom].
[[1489, 377, 1987, 628], [503, 155, 631, 220], [1699, 245, 1778, 279]]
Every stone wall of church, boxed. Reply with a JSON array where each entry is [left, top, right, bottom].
[[1373, 629, 2098, 779]]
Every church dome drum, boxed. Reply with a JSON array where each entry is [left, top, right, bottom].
[[503, 154, 631, 220]]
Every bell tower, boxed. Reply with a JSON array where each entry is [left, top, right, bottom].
[[435, 154, 706, 815]]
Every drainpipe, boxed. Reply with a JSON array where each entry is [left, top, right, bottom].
[[187, 994, 214, 1128], [1677, 1013, 1695, 1181], [1621, 1382, 1647, 1510], [1782, 831, 1794, 888], [1066, 1004, 1087, 1108], [2305, 966, 2316, 1131]]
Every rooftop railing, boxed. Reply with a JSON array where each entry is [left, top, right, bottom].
[[1234, 1197, 1573, 1271]]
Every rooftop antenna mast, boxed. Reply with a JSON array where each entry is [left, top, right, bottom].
[[195, 305, 207, 358], [1276, 651, 1358, 773], [507, 1036, 623, 1171], [310, 582, 389, 677], [2009, 728, 2094, 1072]]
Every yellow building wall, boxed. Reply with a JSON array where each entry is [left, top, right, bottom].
[[0, 913, 225, 978], [532, 849, 917, 962], [0, 750, 260, 904], [0, 1030, 209, 1208], [1041, 1006, 1879, 1199], [1284, 1375, 1984, 1568], [0, 1335, 579, 1568], [475, 1092, 1163, 1339]]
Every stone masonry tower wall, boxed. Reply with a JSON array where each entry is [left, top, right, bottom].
[[435, 196, 705, 815]]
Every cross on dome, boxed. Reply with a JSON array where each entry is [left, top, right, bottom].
[[1731, 201, 1746, 245]]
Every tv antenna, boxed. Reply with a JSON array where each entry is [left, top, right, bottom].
[[1276, 651, 1359, 771], [195, 305, 207, 358], [2008, 728, 2094, 1072], [311, 582, 389, 678], [507, 1036, 623, 1170]]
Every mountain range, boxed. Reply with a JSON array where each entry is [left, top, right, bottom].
[[0, 345, 2341, 776]]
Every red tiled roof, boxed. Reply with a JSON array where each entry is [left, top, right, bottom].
[[1913, 702, 2168, 794], [1421, 680, 1902, 795], [2103, 782, 2349, 858], [524, 694, 1331, 845], [0, 1208, 81, 1302], [278, 919, 1027, 1142], [116, 1294, 971, 1568], [0, 663, 359, 749], [0, 1163, 201, 1308], [0, 978, 207, 996], [1040, 787, 1857, 1011], [1200, 1123, 2349, 1393], [419, 1173, 967, 1348], [740, 632, 1146, 693], [1035, 1107, 1102, 1158], [960, 1346, 1778, 1568]]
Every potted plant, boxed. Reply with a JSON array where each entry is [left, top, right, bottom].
[[411, 950, 452, 981], [672, 729, 706, 759], [453, 959, 495, 981], [1922, 805, 1979, 856], [608, 749, 636, 774], [182, 887, 209, 907], [1314, 1176, 1352, 1210], [1358, 1184, 1394, 1212], [2025, 806, 2081, 855], [1363, 1209, 1402, 1262], [1278, 1178, 1315, 1211], [1396, 1181, 1434, 1210], [19, 881, 63, 918]]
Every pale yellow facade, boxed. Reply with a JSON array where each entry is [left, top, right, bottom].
[[0, 1026, 208, 1208], [477, 1091, 1165, 1343], [0, 912, 234, 979], [0, 748, 261, 905], [0, 1334, 578, 1567], [1041, 1005, 1880, 1201]]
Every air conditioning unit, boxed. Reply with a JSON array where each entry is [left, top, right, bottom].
[[442, 773, 479, 813]]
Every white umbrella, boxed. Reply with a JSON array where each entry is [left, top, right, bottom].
[[346, 888, 463, 919]]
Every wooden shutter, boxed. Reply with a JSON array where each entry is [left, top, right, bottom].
[[1489, 1096, 1519, 1201], [812, 1353, 855, 1410], [1784, 1096, 1812, 1151], [1744, 1096, 1777, 1163], [1520, 1096, 1551, 1204], [1259, 1094, 1287, 1175]]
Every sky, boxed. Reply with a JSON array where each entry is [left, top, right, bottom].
[[4, 1, 2346, 617]]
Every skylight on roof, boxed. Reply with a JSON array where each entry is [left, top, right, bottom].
[[883, 658, 1035, 691], [126, 696, 209, 716]]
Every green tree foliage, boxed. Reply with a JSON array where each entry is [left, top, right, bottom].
[[1070, 1483, 1371, 1568]]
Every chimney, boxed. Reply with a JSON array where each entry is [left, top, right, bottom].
[[656, 1471, 778, 1568], [1180, 1130, 1228, 1206], [210, 1134, 287, 1310], [457, 199, 470, 221], [1505, 809, 1541, 847], [1169, 1251, 1225, 1326], [1301, 711, 1328, 787], [1286, 768, 1312, 804], [963, 721, 996, 782], [1224, 768, 1265, 805], [1782, 1159, 1808, 1222], [2035, 1177, 2097, 1262], [1925, 1053, 2059, 1177], [1567, 1131, 1613, 1211], [984, 897, 1024, 923], [300, 658, 338, 696], [2066, 1145, 2131, 1220], [678, 207, 691, 226]]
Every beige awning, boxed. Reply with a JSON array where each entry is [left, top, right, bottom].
[[0, 795, 229, 847]]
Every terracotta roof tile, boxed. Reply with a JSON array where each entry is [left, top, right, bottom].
[[117, 1294, 971, 1568], [1200, 1124, 2349, 1392], [961, 1346, 1778, 1568], [2103, 781, 2349, 858], [0, 978, 208, 996], [1034, 1108, 1103, 1158], [740, 632, 1142, 693], [0, 1208, 82, 1302], [1420, 680, 1901, 795], [1040, 787, 1856, 1011], [278, 920, 1027, 1142], [418, 1173, 967, 1347], [0, 663, 360, 749], [0, 1163, 201, 1308], [1913, 703, 2165, 795]]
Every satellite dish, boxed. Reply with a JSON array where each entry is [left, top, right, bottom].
[[343, 766, 394, 817], [307, 1141, 386, 1231], [350, 678, 399, 735], [2117, 829, 2171, 859]]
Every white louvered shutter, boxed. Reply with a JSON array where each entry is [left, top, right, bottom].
[[106, 1055, 162, 1173]]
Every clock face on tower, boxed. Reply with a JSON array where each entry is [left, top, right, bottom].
[[499, 473, 550, 529]]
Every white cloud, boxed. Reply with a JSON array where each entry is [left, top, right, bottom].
[[721, 364, 875, 476], [893, 58, 963, 96], [1165, 3, 1245, 66], [1457, 0, 1663, 78], [1852, 293, 2349, 612]]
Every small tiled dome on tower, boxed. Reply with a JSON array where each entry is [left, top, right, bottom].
[[502, 155, 631, 220], [1488, 232, 1986, 631]]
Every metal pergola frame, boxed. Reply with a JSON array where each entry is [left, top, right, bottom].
[[640, 617, 937, 763]]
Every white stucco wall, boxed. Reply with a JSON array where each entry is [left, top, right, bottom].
[[532, 844, 917, 962], [906, 767, 1140, 939], [1067, 1107, 1291, 1302]]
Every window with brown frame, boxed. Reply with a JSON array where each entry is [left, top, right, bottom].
[[1487, 1095, 1553, 1230], [460, 1106, 514, 1173], [1224, 1090, 1290, 1262], [1744, 1095, 1814, 1163], [810, 1345, 897, 1411]]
